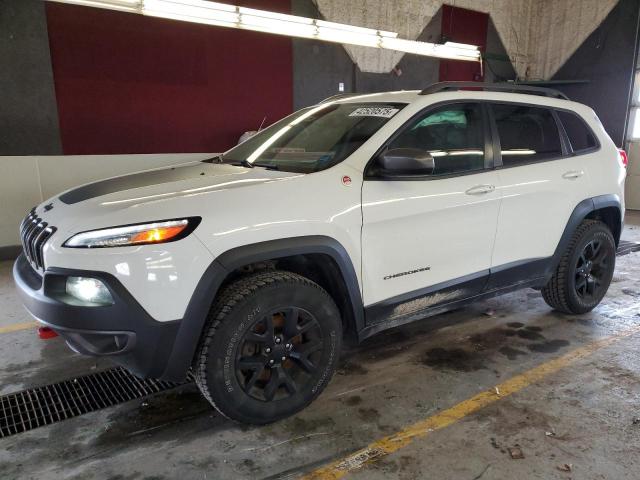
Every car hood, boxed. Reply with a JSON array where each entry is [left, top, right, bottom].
[[38, 161, 301, 231], [59, 161, 298, 205]]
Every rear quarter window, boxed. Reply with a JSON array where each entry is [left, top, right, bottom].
[[556, 110, 597, 153]]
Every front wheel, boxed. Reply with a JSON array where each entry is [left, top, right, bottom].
[[194, 271, 342, 424], [542, 219, 616, 314]]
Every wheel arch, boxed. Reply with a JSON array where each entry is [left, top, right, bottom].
[[160, 236, 363, 381], [546, 194, 622, 281]]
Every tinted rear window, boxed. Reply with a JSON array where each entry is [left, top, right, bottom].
[[556, 110, 597, 152], [492, 104, 562, 166]]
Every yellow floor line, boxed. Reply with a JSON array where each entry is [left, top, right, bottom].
[[301, 324, 640, 480], [0, 321, 38, 335]]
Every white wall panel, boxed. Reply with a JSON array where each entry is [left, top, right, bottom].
[[0, 153, 213, 247], [0, 158, 44, 248], [626, 141, 640, 210]]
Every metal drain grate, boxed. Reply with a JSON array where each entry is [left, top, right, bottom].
[[0, 367, 185, 438], [617, 240, 640, 257]]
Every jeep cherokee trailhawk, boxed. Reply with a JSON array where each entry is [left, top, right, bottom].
[[14, 82, 627, 424]]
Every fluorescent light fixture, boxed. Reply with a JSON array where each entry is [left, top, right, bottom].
[[444, 41, 479, 50], [48, 0, 141, 12], [46, 0, 481, 61]]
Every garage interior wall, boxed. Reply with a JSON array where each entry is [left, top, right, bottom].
[[46, 0, 293, 155], [0, 0, 62, 156], [551, 0, 640, 148], [3, 0, 637, 155], [1, 0, 640, 253]]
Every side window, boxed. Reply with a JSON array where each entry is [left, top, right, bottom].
[[556, 110, 597, 153], [387, 103, 485, 176], [492, 104, 562, 166]]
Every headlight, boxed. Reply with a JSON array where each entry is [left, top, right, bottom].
[[63, 218, 200, 248], [66, 277, 114, 306]]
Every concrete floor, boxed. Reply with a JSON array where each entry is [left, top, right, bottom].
[[1, 211, 640, 480]]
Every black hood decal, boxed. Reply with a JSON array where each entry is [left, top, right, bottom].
[[59, 164, 213, 205]]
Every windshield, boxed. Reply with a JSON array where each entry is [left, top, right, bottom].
[[220, 102, 405, 173]]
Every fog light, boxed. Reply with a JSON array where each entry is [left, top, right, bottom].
[[65, 277, 114, 306]]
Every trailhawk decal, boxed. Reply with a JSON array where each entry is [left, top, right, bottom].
[[384, 267, 431, 280]]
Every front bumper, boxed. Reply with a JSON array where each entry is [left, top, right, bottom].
[[13, 254, 180, 379]]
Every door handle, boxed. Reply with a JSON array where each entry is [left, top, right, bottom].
[[465, 184, 496, 195], [562, 170, 584, 180]]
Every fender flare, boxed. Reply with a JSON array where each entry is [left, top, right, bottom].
[[160, 235, 363, 381], [544, 194, 622, 279]]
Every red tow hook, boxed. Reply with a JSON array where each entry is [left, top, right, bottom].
[[38, 326, 59, 339]]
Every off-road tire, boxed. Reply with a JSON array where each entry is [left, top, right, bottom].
[[194, 270, 342, 424], [542, 219, 615, 314]]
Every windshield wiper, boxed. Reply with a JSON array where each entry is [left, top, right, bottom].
[[203, 155, 254, 169], [236, 159, 255, 169], [201, 155, 222, 164], [224, 159, 254, 169], [252, 162, 279, 170]]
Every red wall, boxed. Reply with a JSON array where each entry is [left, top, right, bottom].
[[439, 5, 488, 82], [45, 2, 293, 155]]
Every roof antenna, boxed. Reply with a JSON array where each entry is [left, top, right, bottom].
[[257, 116, 267, 132]]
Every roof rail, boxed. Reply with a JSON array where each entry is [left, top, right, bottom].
[[318, 93, 360, 104], [418, 81, 569, 100]]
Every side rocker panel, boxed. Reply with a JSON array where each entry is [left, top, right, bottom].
[[160, 236, 363, 381]]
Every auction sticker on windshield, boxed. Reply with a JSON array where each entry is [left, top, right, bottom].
[[349, 107, 399, 118]]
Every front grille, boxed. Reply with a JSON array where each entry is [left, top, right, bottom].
[[19, 208, 57, 271]]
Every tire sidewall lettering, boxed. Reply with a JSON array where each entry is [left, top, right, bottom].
[[222, 305, 262, 394], [312, 329, 337, 394]]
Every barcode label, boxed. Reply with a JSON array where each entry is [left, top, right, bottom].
[[349, 107, 399, 118]]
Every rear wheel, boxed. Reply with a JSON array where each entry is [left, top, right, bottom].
[[542, 219, 615, 314], [194, 271, 342, 424]]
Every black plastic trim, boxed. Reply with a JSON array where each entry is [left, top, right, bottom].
[[551, 109, 572, 157], [364, 269, 489, 328], [544, 195, 623, 281], [13, 254, 180, 378], [418, 81, 570, 100], [485, 257, 550, 291], [363, 256, 552, 336], [360, 277, 543, 340], [160, 235, 364, 381]]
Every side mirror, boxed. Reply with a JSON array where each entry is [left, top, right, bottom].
[[376, 148, 435, 177]]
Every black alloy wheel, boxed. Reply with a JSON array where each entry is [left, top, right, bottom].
[[574, 239, 611, 302], [236, 307, 323, 402]]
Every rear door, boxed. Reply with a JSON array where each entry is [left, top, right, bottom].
[[488, 103, 594, 285]]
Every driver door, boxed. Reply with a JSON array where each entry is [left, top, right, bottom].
[[361, 102, 501, 323]]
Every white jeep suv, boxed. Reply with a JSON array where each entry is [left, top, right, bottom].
[[14, 82, 626, 424]]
